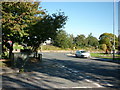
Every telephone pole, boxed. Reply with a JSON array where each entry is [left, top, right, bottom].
[[113, 0, 116, 60]]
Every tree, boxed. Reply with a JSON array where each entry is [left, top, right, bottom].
[[26, 12, 67, 51], [53, 30, 71, 49], [2, 2, 45, 43], [67, 34, 75, 49], [74, 34, 86, 47], [2, 2, 46, 58], [100, 44, 107, 53], [118, 34, 120, 53], [99, 33, 118, 51], [86, 33, 99, 48], [2, 2, 68, 58]]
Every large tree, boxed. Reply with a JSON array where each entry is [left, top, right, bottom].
[[52, 30, 72, 49], [2, 2, 45, 58], [86, 33, 99, 48], [2, 2, 67, 58], [67, 34, 75, 49], [99, 33, 118, 51], [2, 2, 45, 43], [74, 34, 86, 47], [27, 12, 67, 51]]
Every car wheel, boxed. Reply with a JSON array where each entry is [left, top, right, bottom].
[[75, 55, 78, 58]]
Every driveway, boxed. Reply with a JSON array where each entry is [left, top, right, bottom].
[[2, 52, 120, 89]]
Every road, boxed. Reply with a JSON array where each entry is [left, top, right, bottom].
[[2, 52, 120, 89]]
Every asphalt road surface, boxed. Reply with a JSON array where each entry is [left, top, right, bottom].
[[2, 52, 120, 89]]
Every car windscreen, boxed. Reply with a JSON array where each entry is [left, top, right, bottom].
[[81, 51, 87, 53], [76, 51, 80, 53]]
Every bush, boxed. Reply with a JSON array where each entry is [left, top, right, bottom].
[[100, 44, 107, 52], [39, 45, 62, 50]]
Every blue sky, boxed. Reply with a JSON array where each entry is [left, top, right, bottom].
[[40, 2, 118, 39]]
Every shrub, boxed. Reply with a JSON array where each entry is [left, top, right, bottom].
[[100, 44, 107, 52]]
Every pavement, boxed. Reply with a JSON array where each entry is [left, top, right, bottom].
[[91, 57, 120, 64], [0, 67, 19, 75], [1, 57, 119, 75], [1, 62, 105, 89], [1, 52, 120, 89]]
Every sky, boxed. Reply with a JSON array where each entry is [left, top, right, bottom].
[[40, 2, 118, 39]]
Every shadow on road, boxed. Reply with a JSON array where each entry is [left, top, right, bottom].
[[2, 56, 120, 89], [67, 55, 120, 64], [91, 58, 120, 64]]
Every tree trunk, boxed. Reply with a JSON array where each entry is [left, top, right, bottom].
[[9, 47, 13, 59], [32, 46, 38, 58]]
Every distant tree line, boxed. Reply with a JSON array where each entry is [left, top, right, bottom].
[[52, 30, 118, 53]]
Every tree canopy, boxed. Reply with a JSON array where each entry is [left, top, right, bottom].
[[99, 33, 118, 51], [27, 12, 67, 51], [2, 2, 68, 52], [2, 2, 45, 43], [73, 33, 99, 48], [74, 34, 86, 47], [86, 33, 99, 47], [52, 30, 72, 49]]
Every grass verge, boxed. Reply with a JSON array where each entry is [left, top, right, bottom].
[[91, 53, 120, 60]]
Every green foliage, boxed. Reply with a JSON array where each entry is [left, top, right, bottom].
[[2, 2, 68, 53], [74, 34, 86, 47], [2, 51, 9, 59], [19, 68, 24, 72], [67, 34, 75, 49], [99, 33, 118, 51], [2, 2, 45, 43], [53, 30, 72, 49], [86, 33, 99, 47], [26, 12, 67, 51], [100, 44, 107, 52], [74, 33, 99, 48], [13, 45, 23, 49]]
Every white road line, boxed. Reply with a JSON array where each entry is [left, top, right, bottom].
[[102, 81, 114, 86], [84, 79, 93, 82], [93, 82, 103, 87], [71, 87, 92, 88], [106, 83, 114, 86], [66, 54, 73, 56], [60, 86, 103, 88], [61, 87, 92, 88], [84, 79, 103, 87]]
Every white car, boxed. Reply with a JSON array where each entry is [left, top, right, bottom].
[[75, 50, 91, 58]]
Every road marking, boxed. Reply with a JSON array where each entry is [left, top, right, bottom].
[[101, 81, 114, 86], [66, 54, 75, 56], [92, 82, 103, 87], [71, 87, 92, 88], [84, 79, 93, 82], [84, 79, 103, 87], [60, 86, 102, 88], [66, 54, 73, 56], [85, 79, 114, 87], [106, 83, 114, 86]]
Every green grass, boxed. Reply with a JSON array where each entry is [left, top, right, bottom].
[[13, 45, 23, 49], [40, 45, 103, 52], [40, 45, 62, 50], [91, 53, 120, 60]]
